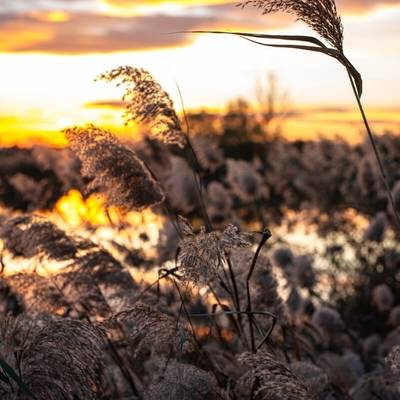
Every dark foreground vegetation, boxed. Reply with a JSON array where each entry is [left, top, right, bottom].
[[0, 125, 400, 399], [2, 130, 400, 222]]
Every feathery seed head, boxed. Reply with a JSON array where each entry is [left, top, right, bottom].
[[144, 359, 220, 400], [230, 248, 286, 322], [1, 215, 78, 261], [98, 66, 187, 148], [237, 351, 310, 399], [65, 124, 165, 211], [350, 370, 400, 400], [290, 361, 328, 397], [108, 303, 194, 361], [177, 222, 251, 285], [178, 228, 224, 284], [386, 345, 400, 375], [177, 215, 195, 236], [0, 317, 104, 400], [4, 273, 70, 317], [320, 352, 364, 390], [240, 0, 344, 50], [220, 224, 253, 249]]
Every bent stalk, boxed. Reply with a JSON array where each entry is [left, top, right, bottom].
[[347, 70, 400, 230]]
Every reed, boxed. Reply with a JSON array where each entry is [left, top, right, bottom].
[[186, 0, 400, 229]]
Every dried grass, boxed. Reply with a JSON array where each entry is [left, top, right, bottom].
[[98, 66, 187, 148], [240, 0, 343, 50], [65, 124, 165, 211]]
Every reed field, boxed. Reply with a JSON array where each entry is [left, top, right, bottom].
[[0, 1, 400, 399]]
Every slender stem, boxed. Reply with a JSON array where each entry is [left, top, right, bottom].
[[246, 228, 272, 352], [347, 70, 400, 230], [191, 309, 277, 347], [208, 283, 248, 348], [137, 267, 180, 301], [172, 278, 198, 343], [105, 208, 115, 227], [226, 255, 243, 327], [218, 270, 234, 300], [106, 338, 140, 397], [256, 316, 277, 351], [0, 252, 5, 274], [176, 83, 213, 231], [190, 310, 276, 318], [141, 158, 182, 238], [186, 136, 213, 232], [170, 282, 229, 395]]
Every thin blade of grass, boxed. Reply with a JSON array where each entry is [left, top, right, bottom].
[[184, 29, 363, 97], [341, 55, 363, 98], [239, 36, 363, 97], [0, 359, 38, 400], [179, 30, 328, 48], [0, 369, 11, 385]]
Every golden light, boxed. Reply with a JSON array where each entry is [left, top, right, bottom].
[[56, 117, 75, 130], [50, 189, 111, 226], [45, 189, 163, 230], [0, 189, 165, 277], [99, 0, 234, 17], [30, 11, 71, 23], [0, 3, 398, 148], [0, 28, 53, 52]]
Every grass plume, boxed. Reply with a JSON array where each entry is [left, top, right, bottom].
[[65, 124, 165, 211], [98, 66, 187, 148]]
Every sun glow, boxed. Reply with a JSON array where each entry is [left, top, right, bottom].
[[45, 189, 164, 231], [0, 29, 53, 52], [0, 188, 164, 279], [31, 11, 71, 23], [0, 4, 399, 148], [99, 0, 233, 17]]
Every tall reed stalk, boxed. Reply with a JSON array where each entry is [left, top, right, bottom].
[[346, 71, 400, 229], [184, 0, 400, 229]]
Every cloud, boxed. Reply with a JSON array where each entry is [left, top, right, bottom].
[[0, 0, 399, 54], [85, 100, 124, 109], [102, 0, 235, 12], [0, 0, 96, 13], [0, 5, 287, 53], [337, 0, 400, 14], [0, 13, 208, 53], [105, 0, 232, 4], [103, 0, 400, 14], [1, 0, 399, 15]]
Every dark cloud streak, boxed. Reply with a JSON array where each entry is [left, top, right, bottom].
[[0, 5, 286, 53], [0, 0, 399, 53]]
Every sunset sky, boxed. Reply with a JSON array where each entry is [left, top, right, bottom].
[[0, 0, 399, 146]]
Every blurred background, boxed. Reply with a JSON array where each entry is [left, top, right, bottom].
[[1, 5, 400, 397]]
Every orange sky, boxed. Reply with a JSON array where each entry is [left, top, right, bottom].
[[0, 0, 399, 146]]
